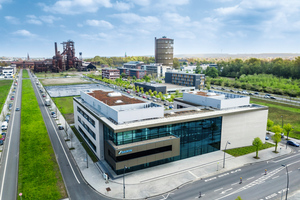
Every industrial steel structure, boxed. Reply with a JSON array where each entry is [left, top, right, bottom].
[[34, 40, 84, 73]]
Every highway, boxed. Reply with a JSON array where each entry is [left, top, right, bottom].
[[0, 69, 22, 200], [150, 145, 300, 200], [28, 71, 108, 199]]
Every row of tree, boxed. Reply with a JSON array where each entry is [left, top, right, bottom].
[[85, 56, 155, 67], [207, 74, 300, 97], [217, 57, 300, 79]]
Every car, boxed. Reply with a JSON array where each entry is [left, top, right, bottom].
[[58, 125, 64, 130], [254, 92, 259, 95], [249, 93, 253, 95], [1, 132, 6, 137], [153, 99, 157, 102], [52, 114, 57, 118], [265, 136, 269, 140], [12, 91, 16, 94], [0, 140, 3, 145], [221, 88, 225, 90], [211, 86, 214, 89], [237, 91, 242, 94], [40, 89, 43, 93], [15, 107, 20, 111], [264, 95, 270, 99], [147, 97, 151, 100], [230, 89, 234, 92], [5, 115, 10, 122], [51, 111, 56, 115], [265, 94, 271, 96], [14, 87, 16, 89], [42, 94, 46, 97], [287, 141, 300, 147], [143, 96, 146, 99], [0, 135, 5, 141], [127, 91, 130, 94], [11, 96, 14, 100], [270, 96, 277, 100]]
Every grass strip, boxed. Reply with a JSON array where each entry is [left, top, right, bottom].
[[22, 70, 30, 78], [53, 96, 78, 124], [0, 80, 13, 113], [18, 79, 67, 200], [251, 98, 300, 139], [71, 126, 99, 162], [225, 142, 275, 157]]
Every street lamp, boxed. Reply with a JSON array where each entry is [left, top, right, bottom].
[[123, 165, 127, 199], [223, 141, 231, 168], [281, 116, 283, 129], [281, 164, 289, 200]]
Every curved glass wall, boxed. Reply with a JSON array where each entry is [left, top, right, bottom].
[[104, 117, 222, 174]]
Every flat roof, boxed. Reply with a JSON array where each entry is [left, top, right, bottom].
[[87, 90, 144, 106], [189, 91, 220, 97], [156, 82, 195, 90]]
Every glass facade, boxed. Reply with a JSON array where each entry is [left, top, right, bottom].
[[104, 117, 222, 174]]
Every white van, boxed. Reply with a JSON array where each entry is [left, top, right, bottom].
[[1, 121, 8, 130]]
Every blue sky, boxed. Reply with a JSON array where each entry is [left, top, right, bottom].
[[1, 0, 300, 58]]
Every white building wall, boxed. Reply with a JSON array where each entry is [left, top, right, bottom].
[[220, 109, 268, 150], [73, 100, 104, 160], [220, 97, 250, 109]]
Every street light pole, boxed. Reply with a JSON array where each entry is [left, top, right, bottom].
[[86, 151, 88, 168], [281, 116, 283, 129], [282, 164, 289, 200], [223, 141, 231, 168], [123, 165, 127, 199]]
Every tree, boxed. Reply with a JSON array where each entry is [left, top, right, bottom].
[[252, 137, 263, 158], [132, 75, 136, 80], [144, 75, 150, 82], [267, 119, 274, 131], [205, 67, 218, 78], [272, 133, 281, 153], [173, 58, 180, 69], [235, 196, 243, 200], [120, 72, 126, 78], [283, 123, 293, 140], [153, 91, 157, 96]]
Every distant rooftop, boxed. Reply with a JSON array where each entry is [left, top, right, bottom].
[[87, 90, 144, 106], [189, 91, 220, 97]]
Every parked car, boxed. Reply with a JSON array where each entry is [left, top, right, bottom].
[[270, 96, 277, 100], [230, 89, 234, 92], [42, 94, 46, 97], [52, 114, 57, 118], [147, 97, 151, 100], [265, 94, 271, 96], [0, 135, 5, 141], [142, 96, 146, 99], [11, 96, 14, 100], [1, 132, 6, 137], [58, 125, 64, 130], [265, 136, 269, 140], [15, 107, 20, 111], [51, 111, 56, 115], [264, 95, 270, 99], [0, 140, 3, 145], [5, 114, 10, 122], [254, 92, 259, 95], [287, 141, 300, 147]]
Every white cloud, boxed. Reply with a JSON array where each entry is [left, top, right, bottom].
[[80, 32, 110, 40], [5, 16, 20, 24], [86, 19, 114, 29], [0, 0, 12, 9], [114, 1, 132, 11], [174, 31, 196, 39], [77, 23, 83, 27], [158, 0, 189, 6], [163, 13, 190, 24], [111, 13, 159, 25], [40, 15, 61, 24], [40, 0, 112, 15], [13, 30, 36, 37], [129, 0, 150, 6], [26, 15, 42, 25]]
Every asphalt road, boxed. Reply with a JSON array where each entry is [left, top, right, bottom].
[[28, 71, 108, 199], [0, 70, 22, 200], [150, 144, 300, 200]]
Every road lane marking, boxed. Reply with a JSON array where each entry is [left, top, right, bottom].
[[34, 75, 80, 184], [214, 188, 223, 192], [205, 177, 217, 182], [218, 173, 229, 178], [231, 169, 241, 173], [231, 183, 238, 186], [188, 171, 199, 179], [272, 176, 279, 179], [247, 176, 255, 180], [221, 188, 232, 194], [0, 73, 21, 200], [265, 193, 277, 199], [161, 192, 174, 200], [273, 154, 299, 162]]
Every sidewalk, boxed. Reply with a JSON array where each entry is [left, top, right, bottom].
[[61, 126, 292, 199]]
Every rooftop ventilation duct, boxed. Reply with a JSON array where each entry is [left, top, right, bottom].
[[108, 92, 122, 97], [115, 100, 123, 104]]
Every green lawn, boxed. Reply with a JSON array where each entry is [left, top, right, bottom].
[[0, 80, 13, 113], [35, 72, 77, 78], [250, 98, 300, 139], [53, 96, 77, 124], [225, 142, 275, 157], [22, 70, 30, 78], [18, 79, 67, 200]]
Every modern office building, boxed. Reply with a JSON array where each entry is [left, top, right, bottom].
[[155, 36, 174, 66], [165, 71, 205, 89], [74, 89, 268, 175], [123, 61, 144, 69], [141, 63, 172, 78], [117, 68, 147, 79], [102, 68, 120, 80], [134, 82, 167, 94], [0, 67, 15, 78]]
